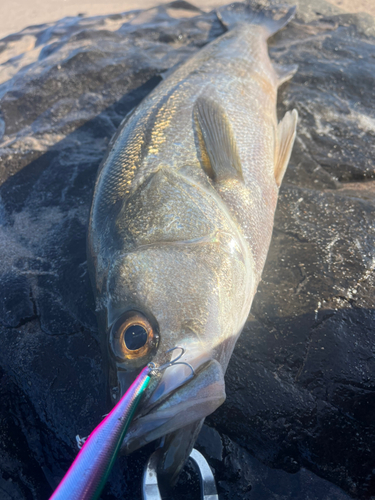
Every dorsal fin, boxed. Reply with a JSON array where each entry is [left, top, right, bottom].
[[275, 109, 298, 186], [194, 97, 243, 182]]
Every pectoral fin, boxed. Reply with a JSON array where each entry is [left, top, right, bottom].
[[194, 97, 243, 182], [275, 109, 298, 187]]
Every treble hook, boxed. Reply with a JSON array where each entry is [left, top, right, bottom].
[[148, 346, 195, 379]]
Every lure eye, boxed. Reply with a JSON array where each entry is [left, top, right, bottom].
[[110, 311, 159, 364]]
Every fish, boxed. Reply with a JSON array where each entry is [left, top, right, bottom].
[[87, 0, 298, 485]]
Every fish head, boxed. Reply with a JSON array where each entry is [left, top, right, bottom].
[[102, 229, 255, 469]]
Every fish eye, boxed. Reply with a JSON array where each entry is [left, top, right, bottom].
[[110, 311, 159, 364], [124, 324, 148, 350]]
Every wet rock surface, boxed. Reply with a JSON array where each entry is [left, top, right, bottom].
[[0, 1, 374, 499]]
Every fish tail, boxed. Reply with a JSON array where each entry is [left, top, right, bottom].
[[216, 2, 296, 38]]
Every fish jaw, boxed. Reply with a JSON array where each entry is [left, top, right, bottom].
[[120, 358, 225, 454]]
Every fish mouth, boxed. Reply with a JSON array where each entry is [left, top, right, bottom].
[[120, 350, 225, 455]]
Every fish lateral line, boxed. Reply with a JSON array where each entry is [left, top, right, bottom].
[[118, 233, 218, 253]]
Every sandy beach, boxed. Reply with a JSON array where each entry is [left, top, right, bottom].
[[0, 0, 374, 40]]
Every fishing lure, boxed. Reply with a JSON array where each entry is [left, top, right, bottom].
[[50, 347, 193, 500]]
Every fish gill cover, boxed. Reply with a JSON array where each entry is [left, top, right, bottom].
[[0, 1, 374, 499]]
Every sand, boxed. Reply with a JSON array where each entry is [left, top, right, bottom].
[[0, 0, 374, 41]]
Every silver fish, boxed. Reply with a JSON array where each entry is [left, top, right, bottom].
[[87, 1, 298, 483]]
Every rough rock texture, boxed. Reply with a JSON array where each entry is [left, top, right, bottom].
[[0, 1, 374, 499]]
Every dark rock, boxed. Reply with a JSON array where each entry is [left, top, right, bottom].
[[0, 1, 374, 499], [0, 273, 35, 327], [196, 424, 223, 462], [217, 433, 352, 500]]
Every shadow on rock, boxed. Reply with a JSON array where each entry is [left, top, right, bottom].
[[210, 306, 375, 499]]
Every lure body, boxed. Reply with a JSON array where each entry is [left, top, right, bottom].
[[50, 366, 152, 500]]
